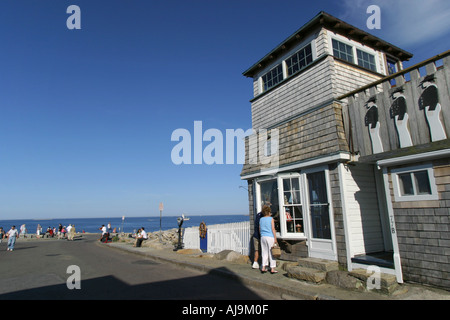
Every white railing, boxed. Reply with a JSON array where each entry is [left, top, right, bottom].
[[183, 221, 251, 255]]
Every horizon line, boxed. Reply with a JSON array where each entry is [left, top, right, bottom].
[[1, 213, 249, 221]]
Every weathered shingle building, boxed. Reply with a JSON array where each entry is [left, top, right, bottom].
[[241, 11, 450, 289]]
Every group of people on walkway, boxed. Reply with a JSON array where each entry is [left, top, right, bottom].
[[252, 205, 278, 274], [37, 223, 77, 240], [0, 222, 79, 252], [4, 223, 79, 240]]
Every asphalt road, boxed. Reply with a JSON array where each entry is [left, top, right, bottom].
[[0, 234, 276, 300]]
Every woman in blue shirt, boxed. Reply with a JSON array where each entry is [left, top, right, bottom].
[[259, 209, 278, 274]]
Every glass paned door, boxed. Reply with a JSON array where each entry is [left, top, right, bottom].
[[307, 171, 331, 239], [281, 176, 304, 235], [259, 179, 280, 233]]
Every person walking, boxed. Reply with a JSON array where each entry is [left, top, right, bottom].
[[66, 224, 72, 240], [252, 205, 267, 269], [20, 224, 27, 238], [259, 208, 278, 274], [36, 224, 42, 237], [58, 224, 63, 239], [68, 224, 76, 241], [6, 226, 19, 251]]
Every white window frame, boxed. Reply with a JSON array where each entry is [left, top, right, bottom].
[[260, 63, 284, 92], [331, 38, 354, 64], [255, 166, 335, 242], [391, 163, 438, 202], [328, 32, 381, 74], [356, 48, 377, 72], [256, 38, 317, 95], [277, 173, 306, 239], [285, 43, 314, 77]]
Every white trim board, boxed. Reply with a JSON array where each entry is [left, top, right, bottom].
[[376, 148, 450, 168], [241, 153, 351, 180]]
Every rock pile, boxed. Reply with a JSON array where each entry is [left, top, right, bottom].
[[147, 228, 179, 245], [116, 230, 251, 265], [118, 229, 180, 249]]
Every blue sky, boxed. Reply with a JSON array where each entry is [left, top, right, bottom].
[[0, 0, 449, 219]]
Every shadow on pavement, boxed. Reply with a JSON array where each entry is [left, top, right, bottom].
[[9, 246, 38, 251], [0, 267, 266, 300]]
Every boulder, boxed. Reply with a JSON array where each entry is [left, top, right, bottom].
[[326, 270, 365, 291], [215, 250, 250, 264], [176, 248, 203, 255]]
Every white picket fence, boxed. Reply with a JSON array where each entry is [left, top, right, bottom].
[[183, 221, 251, 255]]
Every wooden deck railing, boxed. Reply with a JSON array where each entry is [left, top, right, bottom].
[[339, 50, 450, 159]]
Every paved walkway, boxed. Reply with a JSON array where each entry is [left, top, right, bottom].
[[103, 239, 450, 300]]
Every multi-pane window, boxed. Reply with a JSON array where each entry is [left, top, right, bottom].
[[261, 64, 283, 92], [257, 169, 332, 239], [392, 164, 438, 201], [357, 49, 377, 72], [307, 171, 331, 239], [285, 44, 313, 76], [332, 38, 378, 73], [282, 177, 304, 234], [398, 171, 432, 196], [258, 42, 316, 94], [332, 39, 354, 63]]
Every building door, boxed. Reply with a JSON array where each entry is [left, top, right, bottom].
[[304, 168, 337, 260]]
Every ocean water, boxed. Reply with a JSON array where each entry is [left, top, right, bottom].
[[0, 215, 249, 234]]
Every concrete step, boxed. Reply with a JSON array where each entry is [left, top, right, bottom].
[[297, 257, 339, 272], [280, 251, 307, 261], [285, 265, 327, 284], [285, 260, 405, 295], [349, 268, 402, 295]]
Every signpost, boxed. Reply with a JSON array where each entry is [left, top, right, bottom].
[[159, 202, 164, 242]]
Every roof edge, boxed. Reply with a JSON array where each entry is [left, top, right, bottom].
[[243, 11, 413, 78]]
